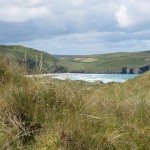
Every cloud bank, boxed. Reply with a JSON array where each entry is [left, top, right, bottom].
[[0, 0, 150, 54]]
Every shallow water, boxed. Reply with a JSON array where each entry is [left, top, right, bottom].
[[52, 73, 139, 83]]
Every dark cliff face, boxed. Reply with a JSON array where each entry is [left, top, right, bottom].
[[139, 65, 150, 73], [121, 67, 128, 74], [121, 65, 150, 74], [53, 66, 68, 73], [121, 67, 141, 74]]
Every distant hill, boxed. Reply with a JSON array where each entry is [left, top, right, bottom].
[[56, 51, 150, 74]]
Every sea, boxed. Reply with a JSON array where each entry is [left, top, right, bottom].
[[52, 73, 139, 83]]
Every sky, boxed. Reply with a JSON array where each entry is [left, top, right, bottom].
[[0, 0, 150, 55]]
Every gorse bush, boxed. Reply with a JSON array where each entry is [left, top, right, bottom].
[[0, 57, 150, 149]]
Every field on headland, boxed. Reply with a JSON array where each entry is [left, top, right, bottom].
[[0, 56, 150, 149]]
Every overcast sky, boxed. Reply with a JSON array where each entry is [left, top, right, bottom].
[[0, 0, 150, 55]]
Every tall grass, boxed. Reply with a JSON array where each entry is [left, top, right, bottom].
[[0, 57, 150, 149]]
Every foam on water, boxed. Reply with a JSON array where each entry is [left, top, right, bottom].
[[52, 73, 139, 83]]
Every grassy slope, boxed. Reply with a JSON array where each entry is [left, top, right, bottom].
[[58, 51, 150, 73], [0, 57, 150, 149], [0, 44, 60, 73]]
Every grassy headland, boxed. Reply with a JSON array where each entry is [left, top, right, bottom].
[[0, 45, 62, 74], [56, 51, 150, 73], [0, 56, 150, 149]]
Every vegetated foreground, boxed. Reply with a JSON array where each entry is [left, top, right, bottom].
[[0, 56, 150, 149]]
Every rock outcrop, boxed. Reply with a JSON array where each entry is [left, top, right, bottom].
[[121, 65, 150, 74]]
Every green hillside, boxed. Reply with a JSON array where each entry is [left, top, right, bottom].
[[0, 45, 61, 73], [57, 51, 150, 73]]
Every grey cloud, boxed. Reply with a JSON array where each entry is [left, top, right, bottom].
[[0, 21, 37, 42], [0, 0, 150, 54]]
